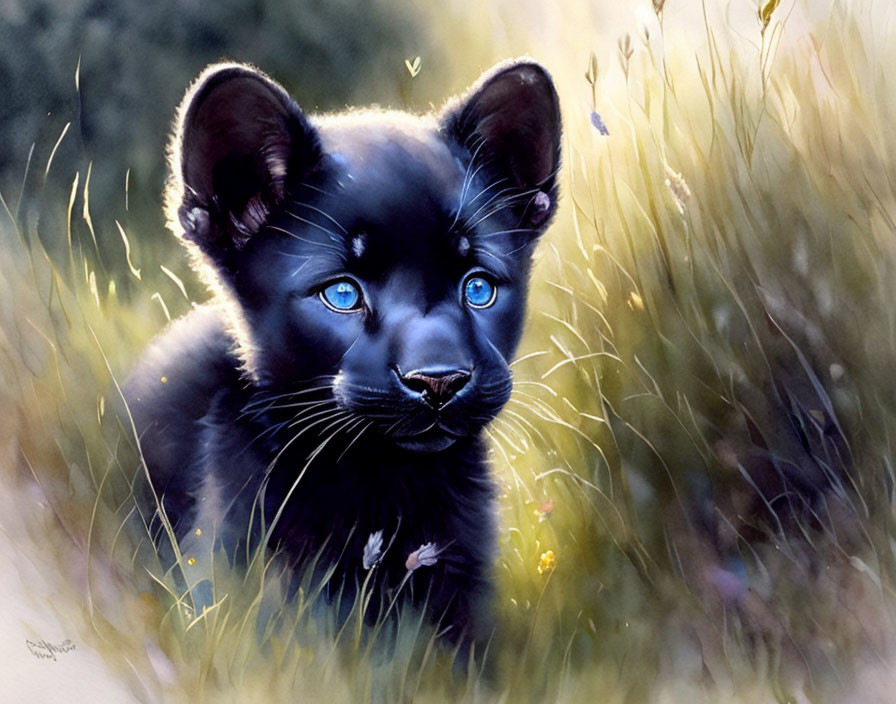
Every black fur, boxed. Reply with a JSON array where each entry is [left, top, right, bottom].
[[126, 60, 561, 642]]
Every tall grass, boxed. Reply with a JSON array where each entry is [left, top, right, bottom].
[[2, 1, 895, 701]]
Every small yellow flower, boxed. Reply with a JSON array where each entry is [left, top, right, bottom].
[[187, 557, 196, 566], [160, 376, 168, 384], [537, 550, 556, 575], [194, 528, 202, 537]]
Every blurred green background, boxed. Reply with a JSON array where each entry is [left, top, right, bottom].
[[3, 1, 896, 701], [2, 0, 456, 271]]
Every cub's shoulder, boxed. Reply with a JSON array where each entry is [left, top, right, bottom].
[[125, 304, 240, 413], [124, 305, 242, 484]]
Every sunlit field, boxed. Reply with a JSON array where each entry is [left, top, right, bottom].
[[3, 1, 896, 701]]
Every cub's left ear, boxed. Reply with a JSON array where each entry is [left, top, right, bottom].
[[169, 63, 322, 270], [441, 59, 561, 227]]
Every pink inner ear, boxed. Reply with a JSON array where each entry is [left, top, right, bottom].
[[238, 196, 271, 244], [530, 191, 551, 225], [261, 133, 291, 200]]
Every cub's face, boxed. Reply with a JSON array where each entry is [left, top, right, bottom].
[[171, 62, 561, 451], [238, 121, 533, 450]]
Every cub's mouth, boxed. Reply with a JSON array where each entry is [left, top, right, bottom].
[[393, 423, 464, 452]]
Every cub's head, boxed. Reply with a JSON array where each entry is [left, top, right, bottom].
[[169, 61, 561, 452]]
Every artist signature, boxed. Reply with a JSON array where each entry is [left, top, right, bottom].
[[25, 639, 76, 661]]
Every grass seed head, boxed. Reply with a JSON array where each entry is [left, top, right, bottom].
[[405, 542, 440, 572], [362, 530, 384, 570]]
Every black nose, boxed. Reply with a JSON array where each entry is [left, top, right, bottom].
[[399, 368, 471, 408]]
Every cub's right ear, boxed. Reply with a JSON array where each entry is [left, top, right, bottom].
[[169, 64, 321, 269]]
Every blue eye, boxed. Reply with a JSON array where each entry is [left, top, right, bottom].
[[320, 280, 362, 312], [464, 276, 496, 308]]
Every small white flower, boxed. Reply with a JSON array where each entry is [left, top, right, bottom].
[[363, 530, 384, 570], [405, 542, 440, 572]]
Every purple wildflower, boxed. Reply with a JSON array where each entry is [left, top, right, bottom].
[[590, 111, 610, 136]]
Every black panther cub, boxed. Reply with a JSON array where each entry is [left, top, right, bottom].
[[126, 59, 561, 642]]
